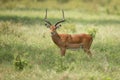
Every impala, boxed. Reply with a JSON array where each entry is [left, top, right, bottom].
[[44, 9, 93, 57]]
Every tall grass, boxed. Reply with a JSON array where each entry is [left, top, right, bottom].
[[0, 9, 120, 80]]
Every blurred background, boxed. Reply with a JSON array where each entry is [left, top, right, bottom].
[[0, 0, 119, 14]]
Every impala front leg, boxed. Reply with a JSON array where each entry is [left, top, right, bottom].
[[60, 47, 66, 56]]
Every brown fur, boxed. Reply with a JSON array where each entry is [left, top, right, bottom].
[[50, 26, 93, 57]]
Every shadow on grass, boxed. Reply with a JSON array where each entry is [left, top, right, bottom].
[[0, 43, 45, 63], [70, 18, 120, 25], [0, 15, 120, 25], [0, 15, 41, 25]]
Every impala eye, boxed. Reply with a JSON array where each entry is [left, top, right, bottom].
[[56, 24, 61, 28], [45, 23, 50, 28]]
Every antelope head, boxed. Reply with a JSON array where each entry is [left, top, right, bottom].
[[44, 9, 65, 35]]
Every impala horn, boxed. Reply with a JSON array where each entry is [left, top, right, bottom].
[[44, 9, 52, 26], [55, 10, 65, 26]]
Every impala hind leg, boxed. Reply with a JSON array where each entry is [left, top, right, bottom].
[[82, 40, 92, 57], [87, 39, 93, 57], [84, 48, 92, 57], [83, 45, 92, 57], [88, 38, 93, 49], [60, 48, 66, 56]]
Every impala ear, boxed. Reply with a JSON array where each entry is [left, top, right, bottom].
[[56, 24, 61, 29], [45, 23, 50, 28]]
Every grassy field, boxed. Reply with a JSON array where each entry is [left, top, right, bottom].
[[0, 9, 120, 80]]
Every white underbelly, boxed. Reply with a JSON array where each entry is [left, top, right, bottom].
[[66, 43, 83, 50]]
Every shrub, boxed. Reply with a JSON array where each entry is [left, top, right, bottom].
[[13, 53, 28, 70], [86, 27, 98, 38]]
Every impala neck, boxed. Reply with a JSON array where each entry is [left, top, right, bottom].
[[51, 31, 61, 45]]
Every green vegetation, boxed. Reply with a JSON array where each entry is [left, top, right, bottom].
[[0, 0, 120, 80], [86, 27, 98, 38], [0, 0, 120, 14], [14, 53, 28, 70]]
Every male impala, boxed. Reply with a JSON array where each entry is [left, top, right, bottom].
[[44, 10, 93, 57]]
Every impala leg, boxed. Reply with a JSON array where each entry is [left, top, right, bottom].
[[87, 39, 93, 57], [83, 48, 92, 57], [88, 39, 93, 49], [87, 50, 92, 57], [60, 48, 66, 56], [82, 43, 92, 57]]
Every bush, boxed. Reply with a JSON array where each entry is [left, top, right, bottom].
[[14, 53, 28, 70], [86, 27, 98, 38]]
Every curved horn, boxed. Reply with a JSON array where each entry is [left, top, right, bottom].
[[55, 10, 65, 26], [44, 9, 52, 25]]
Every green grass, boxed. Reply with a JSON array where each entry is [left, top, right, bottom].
[[0, 0, 120, 14], [0, 9, 120, 80]]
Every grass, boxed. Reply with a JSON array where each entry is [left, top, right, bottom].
[[0, 0, 120, 14], [0, 9, 120, 80]]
